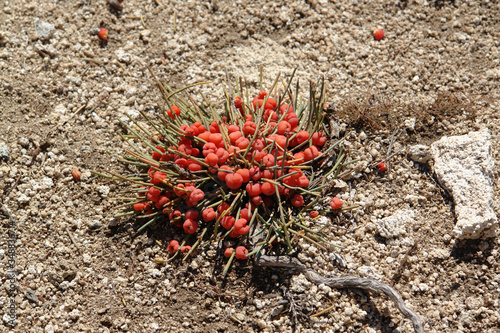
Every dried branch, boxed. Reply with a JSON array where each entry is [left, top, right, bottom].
[[255, 255, 424, 333]]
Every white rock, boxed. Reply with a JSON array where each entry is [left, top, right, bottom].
[[431, 129, 497, 239], [377, 209, 415, 238], [357, 266, 382, 280], [0, 142, 9, 161], [115, 49, 131, 63], [34, 19, 55, 40], [407, 144, 431, 163], [97, 185, 110, 197], [290, 273, 312, 293], [404, 117, 416, 131], [54, 104, 67, 115], [44, 324, 54, 333]]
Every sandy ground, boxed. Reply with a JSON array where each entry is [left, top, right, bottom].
[[1, 0, 500, 332]]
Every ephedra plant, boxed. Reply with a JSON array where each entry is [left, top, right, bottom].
[[97, 69, 356, 275]]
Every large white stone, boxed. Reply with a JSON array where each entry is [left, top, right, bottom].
[[377, 209, 415, 239], [431, 129, 497, 239]]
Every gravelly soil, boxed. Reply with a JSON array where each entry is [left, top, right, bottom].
[[0, 1, 499, 332]]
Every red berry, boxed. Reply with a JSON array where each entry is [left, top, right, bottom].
[[229, 131, 243, 144], [202, 208, 216, 222], [246, 183, 262, 197], [261, 182, 276, 196], [258, 91, 268, 99], [296, 131, 310, 144], [235, 246, 248, 259], [188, 163, 202, 172], [252, 97, 264, 110], [185, 209, 199, 220], [133, 203, 145, 211], [168, 240, 179, 254], [224, 247, 234, 258], [252, 195, 263, 206], [167, 105, 181, 119], [373, 29, 384, 41], [216, 148, 229, 164], [235, 137, 250, 150], [98, 27, 108, 41], [72, 168, 82, 180], [183, 219, 198, 234], [329, 197, 342, 210], [266, 97, 277, 109], [242, 121, 257, 135], [262, 154, 275, 167], [209, 133, 223, 145], [291, 194, 304, 207], [378, 162, 387, 172], [312, 132, 327, 146], [205, 153, 219, 166], [225, 173, 243, 190], [217, 202, 230, 214], [296, 175, 310, 188], [180, 245, 191, 253], [240, 208, 252, 221], [279, 104, 293, 114], [221, 216, 235, 230], [310, 210, 319, 218], [234, 96, 243, 109]]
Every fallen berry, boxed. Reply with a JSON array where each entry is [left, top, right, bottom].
[[373, 29, 384, 41], [329, 197, 343, 210], [72, 169, 81, 180], [378, 162, 387, 172], [310, 210, 319, 218], [98, 27, 108, 41]]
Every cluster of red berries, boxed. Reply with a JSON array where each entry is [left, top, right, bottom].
[[130, 90, 334, 260]]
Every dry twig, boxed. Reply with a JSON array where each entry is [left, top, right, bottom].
[[255, 255, 424, 333]]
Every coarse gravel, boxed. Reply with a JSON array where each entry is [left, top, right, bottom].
[[0, 1, 499, 333]]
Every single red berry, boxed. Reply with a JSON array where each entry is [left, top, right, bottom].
[[189, 188, 205, 203], [261, 182, 276, 196], [329, 197, 343, 210], [217, 202, 230, 214], [310, 210, 319, 218], [378, 162, 387, 172], [225, 173, 243, 190], [224, 247, 234, 258], [72, 169, 81, 180], [251, 195, 263, 206], [185, 209, 199, 220], [246, 183, 262, 197], [290, 194, 304, 207], [312, 132, 327, 146], [133, 203, 145, 211], [168, 240, 179, 254], [202, 208, 216, 222], [235, 246, 248, 259], [98, 27, 108, 41], [221, 216, 235, 230], [183, 219, 198, 234], [373, 29, 384, 41], [180, 245, 191, 253]]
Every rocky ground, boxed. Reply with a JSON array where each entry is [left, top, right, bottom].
[[1, 0, 499, 332]]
